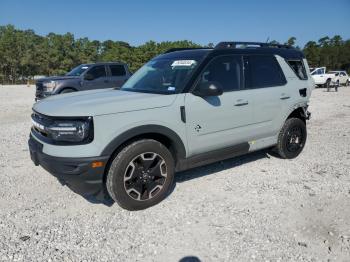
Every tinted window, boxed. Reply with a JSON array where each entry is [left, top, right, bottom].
[[122, 58, 199, 94], [87, 65, 106, 79], [245, 55, 286, 88], [287, 60, 308, 80], [316, 68, 324, 75], [110, 65, 126, 76], [198, 55, 242, 92]]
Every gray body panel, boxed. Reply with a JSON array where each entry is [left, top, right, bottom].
[[32, 53, 313, 164]]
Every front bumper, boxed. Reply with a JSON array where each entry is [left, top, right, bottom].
[[35, 83, 52, 101], [28, 135, 110, 201]]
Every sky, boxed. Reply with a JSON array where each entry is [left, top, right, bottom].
[[0, 0, 349, 47]]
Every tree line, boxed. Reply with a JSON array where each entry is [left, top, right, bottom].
[[0, 24, 349, 84]]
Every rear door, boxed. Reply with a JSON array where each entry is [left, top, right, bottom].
[[185, 55, 255, 156], [243, 54, 289, 139], [108, 64, 128, 88], [82, 65, 110, 90]]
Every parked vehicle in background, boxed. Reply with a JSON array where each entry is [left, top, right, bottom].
[[328, 70, 349, 86], [309, 67, 337, 89], [29, 42, 314, 210], [35, 62, 131, 101]]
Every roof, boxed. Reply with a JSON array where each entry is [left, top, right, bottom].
[[159, 42, 305, 60], [156, 49, 212, 60]]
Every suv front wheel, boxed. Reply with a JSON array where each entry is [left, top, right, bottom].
[[276, 118, 307, 159], [106, 139, 175, 210]]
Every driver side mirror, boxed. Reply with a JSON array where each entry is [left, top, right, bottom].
[[84, 73, 94, 81], [193, 81, 223, 97]]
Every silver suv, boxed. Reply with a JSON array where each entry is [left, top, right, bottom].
[[29, 42, 313, 210]]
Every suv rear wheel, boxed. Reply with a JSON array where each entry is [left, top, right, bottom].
[[276, 118, 307, 159], [106, 139, 175, 210]]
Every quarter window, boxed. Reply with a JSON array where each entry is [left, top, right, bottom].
[[87, 65, 106, 79], [198, 55, 242, 92], [110, 65, 126, 76], [286, 60, 308, 80], [244, 55, 286, 89]]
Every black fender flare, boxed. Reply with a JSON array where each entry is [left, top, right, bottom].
[[57, 87, 78, 94], [100, 125, 186, 159]]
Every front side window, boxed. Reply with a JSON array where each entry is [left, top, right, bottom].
[[121, 58, 199, 94], [197, 55, 242, 92], [317, 68, 324, 75], [244, 55, 286, 89], [287, 60, 308, 80], [87, 65, 106, 79], [66, 65, 91, 76], [110, 65, 126, 76]]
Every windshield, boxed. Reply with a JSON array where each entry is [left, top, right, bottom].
[[66, 65, 91, 76], [121, 58, 199, 94]]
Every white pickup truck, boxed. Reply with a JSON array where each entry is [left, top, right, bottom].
[[310, 67, 337, 88], [328, 70, 350, 86]]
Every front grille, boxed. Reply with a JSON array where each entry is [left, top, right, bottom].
[[31, 112, 54, 137], [35, 82, 44, 97]]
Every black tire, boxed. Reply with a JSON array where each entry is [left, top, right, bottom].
[[60, 88, 76, 94], [106, 139, 175, 210], [346, 80, 349, 87], [335, 81, 339, 92], [325, 79, 331, 91], [276, 118, 307, 159]]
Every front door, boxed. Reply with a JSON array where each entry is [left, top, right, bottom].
[[185, 55, 254, 156], [82, 65, 110, 90], [311, 68, 326, 85]]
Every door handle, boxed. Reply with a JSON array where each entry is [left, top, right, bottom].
[[234, 99, 249, 106], [280, 93, 290, 100]]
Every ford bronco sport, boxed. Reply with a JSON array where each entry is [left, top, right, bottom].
[[29, 42, 313, 210], [35, 62, 131, 101]]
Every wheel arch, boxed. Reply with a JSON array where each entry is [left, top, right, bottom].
[[101, 125, 186, 161], [285, 106, 308, 124], [59, 87, 77, 93]]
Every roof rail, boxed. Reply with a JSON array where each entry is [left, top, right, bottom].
[[164, 47, 210, 54], [215, 41, 293, 50]]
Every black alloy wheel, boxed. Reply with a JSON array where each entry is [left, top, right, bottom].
[[123, 152, 167, 201]]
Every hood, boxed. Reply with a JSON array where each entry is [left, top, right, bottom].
[[33, 89, 177, 117], [36, 75, 80, 82]]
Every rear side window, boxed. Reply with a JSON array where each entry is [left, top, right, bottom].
[[244, 55, 286, 89], [87, 65, 106, 79], [198, 55, 242, 92], [287, 60, 308, 80], [110, 65, 126, 76]]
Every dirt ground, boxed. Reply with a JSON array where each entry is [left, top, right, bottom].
[[0, 85, 349, 262]]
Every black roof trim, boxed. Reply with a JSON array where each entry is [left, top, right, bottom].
[[160, 42, 304, 60], [215, 41, 293, 50], [164, 47, 210, 54]]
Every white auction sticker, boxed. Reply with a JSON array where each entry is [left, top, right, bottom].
[[171, 60, 196, 67]]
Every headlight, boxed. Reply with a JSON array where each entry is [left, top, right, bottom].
[[48, 120, 91, 142], [43, 81, 57, 92], [31, 114, 93, 144]]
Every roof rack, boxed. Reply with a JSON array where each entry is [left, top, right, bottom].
[[215, 41, 293, 50], [164, 47, 210, 54]]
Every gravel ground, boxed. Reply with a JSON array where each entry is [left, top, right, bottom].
[[0, 85, 349, 262]]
